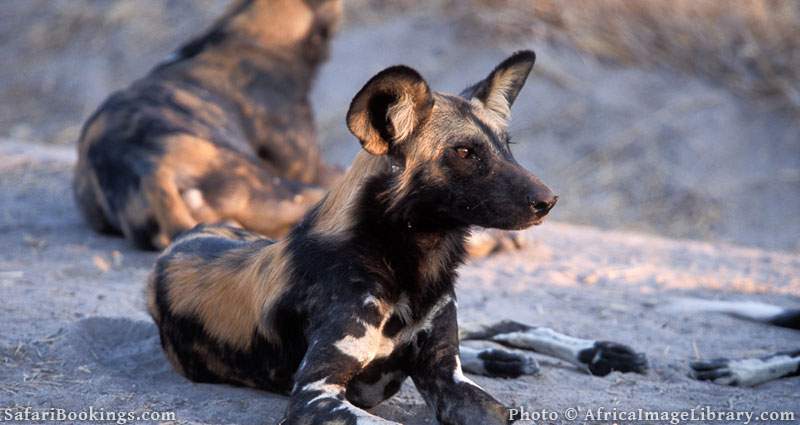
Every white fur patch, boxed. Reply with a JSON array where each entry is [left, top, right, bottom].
[[303, 378, 345, 406], [363, 295, 379, 307], [491, 327, 594, 367], [453, 355, 484, 390], [334, 321, 392, 366], [182, 188, 205, 210], [331, 403, 402, 425], [303, 380, 401, 424], [334, 295, 454, 366]]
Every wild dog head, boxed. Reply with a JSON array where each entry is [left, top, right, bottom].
[[346, 50, 557, 230], [207, 0, 342, 60]]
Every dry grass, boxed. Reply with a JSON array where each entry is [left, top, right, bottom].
[[464, 0, 800, 112]]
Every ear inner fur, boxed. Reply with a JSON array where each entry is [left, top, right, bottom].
[[461, 50, 535, 124], [346, 66, 433, 156]]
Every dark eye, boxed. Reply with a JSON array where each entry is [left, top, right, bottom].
[[454, 147, 472, 159]]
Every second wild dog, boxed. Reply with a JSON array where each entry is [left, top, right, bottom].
[[73, 0, 342, 250]]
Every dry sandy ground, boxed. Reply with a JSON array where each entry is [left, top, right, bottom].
[[1, 3, 799, 424], [1, 141, 798, 424]]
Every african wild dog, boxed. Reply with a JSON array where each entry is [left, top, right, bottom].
[[73, 0, 341, 250], [667, 298, 800, 386], [149, 50, 563, 424]]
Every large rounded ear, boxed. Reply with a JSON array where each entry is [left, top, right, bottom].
[[346, 66, 433, 155], [460, 50, 535, 124]]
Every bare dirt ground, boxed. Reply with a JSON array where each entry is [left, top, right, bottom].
[[1, 1, 799, 424]]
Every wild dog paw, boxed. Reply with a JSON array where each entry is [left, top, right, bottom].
[[691, 354, 799, 387], [690, 358, 738, 385], [482, 349, 540, 378], [462, 347, 540, 378], [466, 229, 525, 258], [577, 341, 648, 376], [151, 232, 172, 250]]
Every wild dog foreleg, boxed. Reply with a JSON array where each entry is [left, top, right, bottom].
[[141, 172, 199, 249], [411, 301, 511, 425], [691, 349, 800, 387], [283, 305, 401, 425], [460, 320, 647, 376]]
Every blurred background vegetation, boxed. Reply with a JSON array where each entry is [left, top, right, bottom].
[[469, 0, 800, 111], [1, 0, 798, 251]]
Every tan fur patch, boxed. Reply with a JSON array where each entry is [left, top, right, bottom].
[[227, 0, 315, 47], [164, 240, 293, 349], [136, 134, 223, 246], [193, 343, 232, 379], [171, 90, 226, 128], [347, 110, 389, 156], [418, 241, 449, 282], [79, 114, 107, 156], [311, 151, 389, 236]]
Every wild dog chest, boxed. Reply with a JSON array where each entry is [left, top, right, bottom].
[[323, 293, 455, 408]]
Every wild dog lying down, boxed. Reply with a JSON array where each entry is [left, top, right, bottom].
[[73, 0, 341, 250], [668, 298, 800, 386], [149, 51, 562, 424]]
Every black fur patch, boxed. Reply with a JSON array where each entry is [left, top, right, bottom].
[[577, 341, 649, 376], [769, 309, 800, 330]]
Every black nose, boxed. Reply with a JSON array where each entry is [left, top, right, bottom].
[[528, 194, 558, 214]]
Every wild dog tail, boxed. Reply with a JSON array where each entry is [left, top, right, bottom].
[[667, 297, 800, 330]]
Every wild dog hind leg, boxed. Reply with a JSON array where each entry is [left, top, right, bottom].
[[666, 297, 800, 330], [460, 320, 647, 376], [691, 350, 800, 387]]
